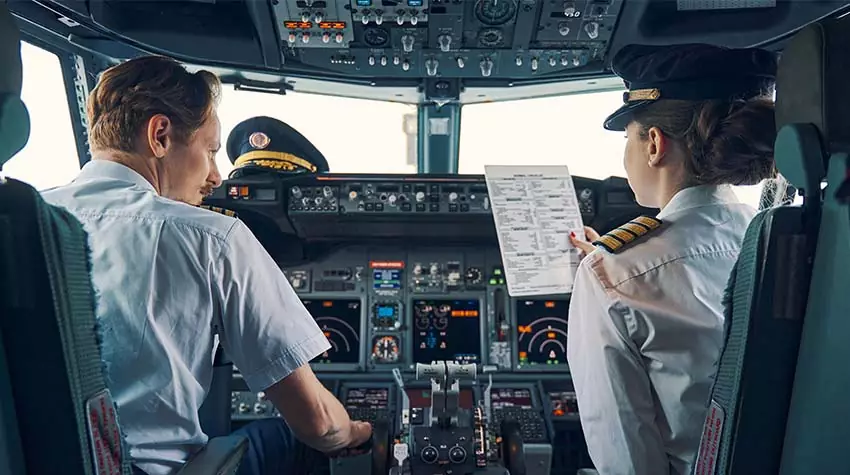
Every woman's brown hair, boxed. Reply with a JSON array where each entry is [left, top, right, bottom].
[[631, 94, 777, 186]]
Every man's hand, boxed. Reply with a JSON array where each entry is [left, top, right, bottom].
[[326, 420, 373, 458], [570, 226, 601, 258]]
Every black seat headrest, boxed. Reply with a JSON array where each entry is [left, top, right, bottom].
[[776, 15, 850, 154], [0, 2, 30, 167]]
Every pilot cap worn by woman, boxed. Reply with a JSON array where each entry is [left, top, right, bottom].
[[603, 43, 778, 131]]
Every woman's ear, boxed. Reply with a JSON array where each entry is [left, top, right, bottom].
[[646, 126, 668, 167]]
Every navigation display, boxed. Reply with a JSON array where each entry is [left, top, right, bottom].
[[412, 299, 481, 364], [344, 387, 389, 409], [491, 388, 533, 409], [302, 299, 362, 364], [515, 299, 569, 368]]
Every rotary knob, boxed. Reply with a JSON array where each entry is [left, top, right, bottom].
[[449, 445, 467, 464], [421, 445, 439, 464]]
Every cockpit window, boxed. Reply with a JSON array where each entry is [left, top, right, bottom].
[[459, 90, 627, 179], [460, 90, 769, 209], [4, 42, 80, 190], [215, 87, 418, 177]]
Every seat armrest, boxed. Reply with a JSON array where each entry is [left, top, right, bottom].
[[176, 435, 248, 475]]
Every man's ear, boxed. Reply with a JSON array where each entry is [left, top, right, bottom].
[[146, 114, 172, 159], [646, 126, 669, 167]]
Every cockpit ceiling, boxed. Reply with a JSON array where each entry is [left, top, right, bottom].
[[8, 0, 850, 103]]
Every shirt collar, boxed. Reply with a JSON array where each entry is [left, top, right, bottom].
[[76, 160, 157, 194], [657, 184, 740, 219]]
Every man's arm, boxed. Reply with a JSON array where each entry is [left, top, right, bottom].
[[567, 258, 668, 475], [214, 220, 370, 453], [264, 365, 371, 453]]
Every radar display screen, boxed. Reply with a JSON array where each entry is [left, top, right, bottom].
[[515, 299, 569, 367], [302, 299, 361, 364], [412, 299, 481, 364], [345, 387, 389, 409], [491, 387, 533, 409]]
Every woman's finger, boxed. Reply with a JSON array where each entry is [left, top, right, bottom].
[[569, 232, 596, 255]]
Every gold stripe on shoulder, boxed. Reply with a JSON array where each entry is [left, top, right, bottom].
[[631, 216, 662, 230], [199, 205, 238, 218], [593, 216, 663, 254], [621, 222, 648, 236], [609, 228, 637, 244], [594, 234, 625, 253]]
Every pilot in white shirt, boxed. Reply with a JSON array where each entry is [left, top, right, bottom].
[[566, 43, 780, 474], [42, 56, 370, 475]]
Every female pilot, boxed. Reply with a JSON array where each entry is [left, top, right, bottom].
[[566, 43, 779, 475]]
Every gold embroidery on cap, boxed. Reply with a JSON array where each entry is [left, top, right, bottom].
[[627, 88, 662, 102]]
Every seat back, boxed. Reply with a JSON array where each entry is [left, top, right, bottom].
[[198, 345, 234, 438], [0, 1, 30, 161], [692, 14, 850, 475], [778, 16, 850, 475], [0, 3, 133, 474]]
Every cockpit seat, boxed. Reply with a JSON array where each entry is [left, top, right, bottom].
[[691, 14, 850, 475], [775, 14, 850, 474], [0, 3, 246, 474]]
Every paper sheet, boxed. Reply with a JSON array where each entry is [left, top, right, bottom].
[[484, 165, 585, 297]]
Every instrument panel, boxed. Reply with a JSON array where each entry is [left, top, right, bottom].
[[271, 0, 625, 80], [281, 245, 574, 374]]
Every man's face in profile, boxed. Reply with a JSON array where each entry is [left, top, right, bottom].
[[162, 113, 222, 206]]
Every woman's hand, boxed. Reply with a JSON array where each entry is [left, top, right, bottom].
[[570, 226, 601, 258]]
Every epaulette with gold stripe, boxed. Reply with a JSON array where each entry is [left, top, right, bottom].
[[593, 216, 662, 254], [199, 205, 238, 218]]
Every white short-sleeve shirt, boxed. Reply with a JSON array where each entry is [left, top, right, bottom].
[[42, 160, 331, 475]]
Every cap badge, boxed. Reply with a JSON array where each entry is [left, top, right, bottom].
[[249, 132, 271, 150], [626, 88, 662, 103]]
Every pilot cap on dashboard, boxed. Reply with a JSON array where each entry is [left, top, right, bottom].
[[226, 116, 330, 179], [603, 43, 778, 131]]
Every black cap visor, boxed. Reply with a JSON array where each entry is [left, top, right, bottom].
[[603, 100, 654, 131]]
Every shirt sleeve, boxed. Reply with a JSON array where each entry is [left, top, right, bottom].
[[214, 220, 330, 393], [567, 256, 669, 475]]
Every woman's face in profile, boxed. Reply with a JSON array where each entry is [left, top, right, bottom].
[[622, 121, 656, 208]]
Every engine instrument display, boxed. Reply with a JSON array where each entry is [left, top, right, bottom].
[[515, 299, 569, 368], [303, 299, 361, 364], [345, 387, 389, 409], [491, 387, 533, 409], [412, 299, 481, 364]]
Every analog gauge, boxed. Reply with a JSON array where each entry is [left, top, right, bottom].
[[363, 27, 389, 47], [433, 316, 449, 331], [371, 336, 400, 363], [415, 303, 433, 317], [435, 304, 451, 318], [474, 0, 518, 26], [478, 28, 504, 47], [464, 267, 482, 285], [416, 315, 431, 330]]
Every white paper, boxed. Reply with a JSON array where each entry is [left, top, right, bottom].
[[484, 165, 585, 297]]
